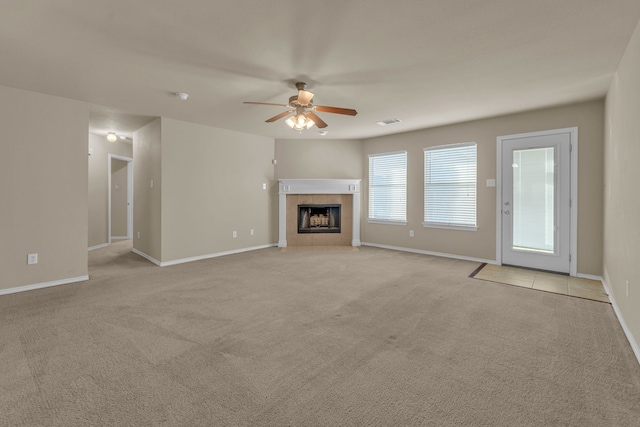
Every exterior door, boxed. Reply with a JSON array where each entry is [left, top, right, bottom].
[[500, 131, 571, 273]]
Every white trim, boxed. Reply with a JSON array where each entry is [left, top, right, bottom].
[[0, 275, 89, 296], [361, 242, 496, 265], [133, 244, 278, 267], [422, 222, 478, 232], [88, 243, 110, 251], [496, 127, 578, 276], [278, 179, 361, 195], [108, 154, 134, 245], [368, 150, 407, 158], [278, 192, 287, 247], [160, 244, 277, 267], [132, 248, 161, 266], [575, 273, 603, 282], [570, 129, 578, 277], [601, 272, 640, 366], [368, 219, 407, 226], [423, 141, 476, 152]]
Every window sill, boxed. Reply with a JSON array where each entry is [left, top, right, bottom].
[[422, 222, 477, 232], [368, 219, 407, 226]]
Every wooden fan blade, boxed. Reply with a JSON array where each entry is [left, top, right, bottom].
[[297, 90, 314, 106], [314, 105, 358, 116], [243, 101, 289, 107], [265, 111, 293, 123], [306, 112, 328, 128]]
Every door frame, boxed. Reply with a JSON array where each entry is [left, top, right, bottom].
[[496, 127, 578, 276], [108, 154, 134, 244]]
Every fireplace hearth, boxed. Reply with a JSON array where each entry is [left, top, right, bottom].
[[298, 204, 341, 234]]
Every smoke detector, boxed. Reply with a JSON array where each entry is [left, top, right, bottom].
[[376, 118, 402, 126], [175, 92, 189, 101]]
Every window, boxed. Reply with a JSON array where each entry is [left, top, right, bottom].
[[368, 151, 407, 224], [424, 142, 477, 230]]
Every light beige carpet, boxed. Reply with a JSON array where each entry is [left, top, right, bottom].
[[1, 241, 639, 426]]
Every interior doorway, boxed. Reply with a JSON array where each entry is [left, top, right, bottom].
[[496, 128, 577, 275], [108, 154, 133, 243]]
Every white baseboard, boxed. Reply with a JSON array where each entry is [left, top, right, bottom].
[[360, 242, 496, 265], [0, 275, 90, 296], [132, 244, 278, 267], [131, 248, 161, 266], [160, 244, 277, 267], [88, 243, 110, 251], [601, 273, 640, 367], [576, 273, 603, 281]]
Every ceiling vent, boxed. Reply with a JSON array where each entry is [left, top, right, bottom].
[[376, 118, 402, 126]]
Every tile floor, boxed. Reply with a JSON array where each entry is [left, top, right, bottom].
[[472, 263, 610, 303]]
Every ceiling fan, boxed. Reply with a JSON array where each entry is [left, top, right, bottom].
[[243, 82, 357, 132]]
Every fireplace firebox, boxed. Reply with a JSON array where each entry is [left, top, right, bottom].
[[298, 204, 341, 233]]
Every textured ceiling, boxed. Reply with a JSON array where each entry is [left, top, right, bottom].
[[1, 1, 639, 140]]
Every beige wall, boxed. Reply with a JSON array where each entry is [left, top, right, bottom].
[[604, 21, 640, 354], [0, 85, 89, 290], [133, 118, 162, 261], [88, 133, 133, 247], [110, 159, 129, 237], [362, 100, 604, 276], [274, 138, 363, 180], [160, 118, 275, 263]]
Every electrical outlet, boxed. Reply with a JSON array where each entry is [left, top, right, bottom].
[[137, 231, 141, 239], [250, 229, 254, 236], [27, 253, 38, 265], [409, 230, 414, 237], [262, 183, 267, 190], [232, 231, 237, 238]]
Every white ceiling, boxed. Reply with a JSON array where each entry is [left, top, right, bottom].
[[1, 1, 639, 140]]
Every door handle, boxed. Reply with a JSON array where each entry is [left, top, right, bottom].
[[504, 210, 510, 215]]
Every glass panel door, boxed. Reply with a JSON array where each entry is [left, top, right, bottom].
[[512, 147, 555, 254]]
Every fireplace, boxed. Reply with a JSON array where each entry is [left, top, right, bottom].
[[298, 204, 341, 233], [278, 179, 361, 247]]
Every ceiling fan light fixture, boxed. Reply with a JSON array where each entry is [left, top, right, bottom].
[[286, 114, 315, 131], [106, 132, 118, 142], [285, 116, 296, 128], [305, 118, 315, 129], [244, 80, 357, 131]]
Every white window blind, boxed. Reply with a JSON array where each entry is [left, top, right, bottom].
[[369, 151, 407, 224], [424, 143, 477, 229]]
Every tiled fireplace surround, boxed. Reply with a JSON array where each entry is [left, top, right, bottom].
[[278, 179, 361, 247]]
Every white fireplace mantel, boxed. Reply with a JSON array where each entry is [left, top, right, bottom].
[[278, 179, 361, 247]]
